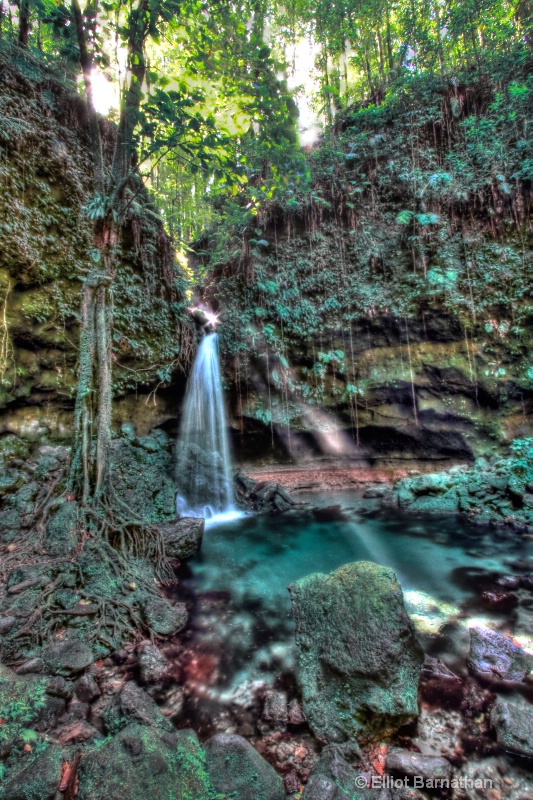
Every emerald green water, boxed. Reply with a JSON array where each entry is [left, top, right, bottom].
[[179, 492, 533, 699]]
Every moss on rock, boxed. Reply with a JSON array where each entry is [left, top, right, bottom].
[[289, 561, 424, 744]]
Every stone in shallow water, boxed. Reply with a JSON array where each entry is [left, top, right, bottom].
[[385, 750, 452, 781], [157, 517, 204, 560], [204, 732, 286, 800], [289, 561, 424, 743], [490, 696, 533, 758], [467, 626, 533, 683]]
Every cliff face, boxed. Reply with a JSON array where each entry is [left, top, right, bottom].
[[0, 46, 187, 443], [199, 74, 533, 466], [223, 288, 532, 467]]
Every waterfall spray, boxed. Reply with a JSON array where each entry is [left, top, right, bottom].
[[176, 333, 237, 521]]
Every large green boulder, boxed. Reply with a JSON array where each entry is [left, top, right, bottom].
[[289, 561, 424, 743]]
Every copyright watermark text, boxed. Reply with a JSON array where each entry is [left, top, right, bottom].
[[354, 775, 493, 790]]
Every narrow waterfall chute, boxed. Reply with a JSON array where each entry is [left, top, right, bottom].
[[176, 333, 239, 523]]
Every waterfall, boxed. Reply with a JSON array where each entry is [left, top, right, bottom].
[[176, 333, 236, 521]]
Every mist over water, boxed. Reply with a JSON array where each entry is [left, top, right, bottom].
[[175, 333, 236, 520]]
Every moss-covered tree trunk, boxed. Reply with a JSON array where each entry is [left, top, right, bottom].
[[69, 0, 150, 503]]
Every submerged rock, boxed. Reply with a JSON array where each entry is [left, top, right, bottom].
[[490, 696, 533, 759], [289, 561, 424, 743], [467, 626, 533, 683], [204, 732, 286, 800]]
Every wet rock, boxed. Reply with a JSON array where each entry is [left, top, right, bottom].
[[419, 656, 463, 707], [468, 626, 533, 683], [43, 639, 94, 676], [496, 575, 521, 590], [289, 561, 423, 743], [75, 673, 101, 703], [386, 750, 452, 781], [490, 696, 533, 759], [157, 517, 204, 560], [204, 732, 286, 800], [302, 773, 339, 800], [261, 689, 288, 730], [0, 615, 16, 634], [16, 657, 44, 675], [118, 681, 172, 730], [46, 676, 75, 699], [78, 723, 213, 800], [480, 591, 518, 611], [1, 742, 68, 800], [302, 746, 365, 800], [523, 493, 533, 509], [143, 597, 188, 636], [288, 698, 307, 725], [235, 471, 295, 513], [452, 756, 532, 799], [138, 642, 168, 683]]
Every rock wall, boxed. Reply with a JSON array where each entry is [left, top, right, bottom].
[[223, 306, 532, 466], [0, 45, 188, 445]]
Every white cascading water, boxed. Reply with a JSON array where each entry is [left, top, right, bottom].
[[175, 333, 240, 524]]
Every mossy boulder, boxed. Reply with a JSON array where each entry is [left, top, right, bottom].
[[204, 732, 286, 800], [108, 435, 176, 525], [77, 723, 216, 800], [0, 434, 31, 467], [289, 561, 424, 743], [1, 742, 70, 800]]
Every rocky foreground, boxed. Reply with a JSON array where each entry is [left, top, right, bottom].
[[1, 429, 533, 799]]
